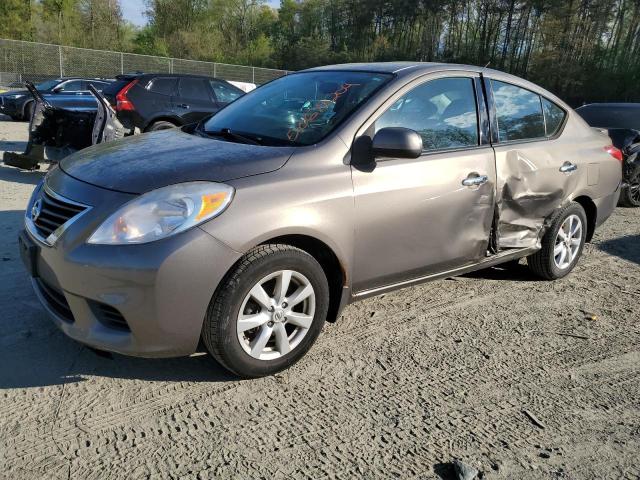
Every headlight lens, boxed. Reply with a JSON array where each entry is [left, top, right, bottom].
[[8, 94, 25, 99], [87, 182, 234, 245]]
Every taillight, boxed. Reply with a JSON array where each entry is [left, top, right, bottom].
[[116, 79, 138, 112], [604, 145, 623, 162]]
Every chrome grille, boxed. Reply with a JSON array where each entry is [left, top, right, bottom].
[[29, 187, 88, 243]]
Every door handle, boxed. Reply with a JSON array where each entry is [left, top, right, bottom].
[[462, 174, 488, 187], [177, 103, 190, 109], [560, 162, 577, 173]]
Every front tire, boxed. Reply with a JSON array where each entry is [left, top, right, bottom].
[[527, 202, 587, 280], [202, 244, 329, 378]]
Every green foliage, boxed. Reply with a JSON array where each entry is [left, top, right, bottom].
[[2, 0, 639, 104]]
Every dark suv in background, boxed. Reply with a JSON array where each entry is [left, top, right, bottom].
[[0, 78, 112, 121], [103, 73, 244, 132]]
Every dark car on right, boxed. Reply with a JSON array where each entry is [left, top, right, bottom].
[[102, 73, 244, 132], [576, 103, 640, 207]]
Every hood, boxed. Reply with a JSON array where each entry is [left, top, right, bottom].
[[0, 89, 29, 98], [60, 128, 294, 194]]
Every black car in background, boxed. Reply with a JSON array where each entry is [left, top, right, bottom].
[[0, 78, 112, 121], [102, 73, 244, 132], [576, 103, 640, 207]]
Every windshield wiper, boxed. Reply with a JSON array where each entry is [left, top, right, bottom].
[[203, 127, 262, 146]]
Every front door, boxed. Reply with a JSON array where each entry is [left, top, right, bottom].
[[351, 74, 496, 293]]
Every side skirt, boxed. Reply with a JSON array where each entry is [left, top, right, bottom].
[[351, 247, 538, 301]]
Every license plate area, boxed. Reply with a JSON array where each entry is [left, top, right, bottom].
[[18, 230, 40, 278]]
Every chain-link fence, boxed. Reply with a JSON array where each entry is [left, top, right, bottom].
[[0, 38, 288, 89]]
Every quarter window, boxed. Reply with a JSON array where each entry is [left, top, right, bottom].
[[491, 80, 545, 141], [375, 77, 479, 152], [542, 97, 566, 137], [210, 81, 242, 103]]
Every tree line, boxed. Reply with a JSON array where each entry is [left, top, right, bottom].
[[1, 0, 639, 105]]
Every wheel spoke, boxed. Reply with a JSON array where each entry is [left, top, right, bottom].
[[273, 323, 291, 355], [554, 243, 564, 256], [287, 283, 313, 308], [570, 238, 581, 246], [249, 283, 272, 310], [238, 312, 270, 332], [250, 325, 273, 357], [558, 245, 567, 266], [557, 229, 568, 241], [286, 311, 313, 329], [274, 270, 292, 304]]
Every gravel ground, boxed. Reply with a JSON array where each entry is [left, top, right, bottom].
[[0, 115, 639, 479]]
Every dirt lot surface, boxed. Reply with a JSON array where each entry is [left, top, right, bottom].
[[0, 115, 639, 479]]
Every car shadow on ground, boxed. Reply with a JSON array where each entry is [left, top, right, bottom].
[[0, 341, 238, 389], [0, 163, 45, 185], [461, 261, 543, 282], [597, 234, 640, 265]]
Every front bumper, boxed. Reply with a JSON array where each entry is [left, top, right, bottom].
[[0, 96, 25, 117], [22, 172, 242, 357]]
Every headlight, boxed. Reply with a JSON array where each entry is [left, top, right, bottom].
[[8, 94, 25, 99], [87, 182, 234, 245]]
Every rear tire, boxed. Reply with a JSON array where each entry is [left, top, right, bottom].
[[202, 244, 329, 378], [618, 167, 640, 207], [147, 120, 177, 131], [527, 202, 587, 280]]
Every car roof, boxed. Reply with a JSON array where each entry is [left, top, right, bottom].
[[577, 103, 640, 110], [301, 62, 568, 107]]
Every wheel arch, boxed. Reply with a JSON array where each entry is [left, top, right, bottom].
[[257, 234, 348, 323], [21, 98, 34, 118], [573, 195, 597, 242]]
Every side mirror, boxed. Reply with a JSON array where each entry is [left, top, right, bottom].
[[372, 127, 423, 159], [52, 86, 63, 93]]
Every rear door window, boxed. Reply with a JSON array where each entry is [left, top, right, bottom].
[[57, 80, 84, 92], [375, 77, 479, 151], [178, 78, 211, 102], [86, 80, 110, 92], [148, 77, 177, 96], [491, 80, 545, 141], [541, 98, 566, 137]]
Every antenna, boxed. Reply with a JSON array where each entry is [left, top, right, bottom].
[[484, 61, 491, 68]]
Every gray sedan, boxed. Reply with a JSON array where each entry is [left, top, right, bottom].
[[19, 62, 622, 377]]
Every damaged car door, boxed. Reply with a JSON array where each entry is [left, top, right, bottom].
[[351, 74, 496, 292], [487, 79, 581, 249]]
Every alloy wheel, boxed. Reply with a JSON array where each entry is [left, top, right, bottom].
[[553, 214, 582, 270], [236, 270, 316, 360]]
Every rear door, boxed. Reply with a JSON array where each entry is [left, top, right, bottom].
[[176, 77, 217, 124], [351, 73, 496, 293], [485, 78, 576, 249]]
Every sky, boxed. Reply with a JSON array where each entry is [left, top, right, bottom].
[[120, 0, 280, 27]]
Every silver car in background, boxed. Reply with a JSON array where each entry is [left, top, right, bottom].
[[19, 62, 622, 377]]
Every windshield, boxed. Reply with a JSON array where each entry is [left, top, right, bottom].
[[202, 71, 393, 146], [36, 79, 61, 91]]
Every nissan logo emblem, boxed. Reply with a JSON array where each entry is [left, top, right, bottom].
[[31, 198, 42, 222]]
